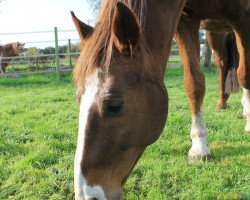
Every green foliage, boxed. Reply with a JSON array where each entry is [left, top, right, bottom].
[[25, 47, 41, 56], [40, 46, 55, 55], [24, 47, 51, 71], [68, 43, 80, 53], [199, 29, 206, 43], [0, 68, 249, 199], [39, 45, 67, 58], [88, 0, 101, 13]]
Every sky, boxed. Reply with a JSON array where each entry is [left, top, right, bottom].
[[0, 0, 96, 48]]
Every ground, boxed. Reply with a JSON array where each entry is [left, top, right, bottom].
[[0, 67, 249, 200]]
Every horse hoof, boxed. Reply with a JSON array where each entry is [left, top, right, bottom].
[[188, 154, 212, 163], [216, 103, 227, 110]]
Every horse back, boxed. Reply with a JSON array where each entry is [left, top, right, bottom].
[[185, 0, 250, 21]]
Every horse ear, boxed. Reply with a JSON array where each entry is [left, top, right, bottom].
[[71, 11, 94, 44], [112, 2, 140, 55]]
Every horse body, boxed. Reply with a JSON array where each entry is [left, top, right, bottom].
[[184, 0, 250, 20], [72, 0, 250, 198], [175, 0, 250, 160], [72, 0, 186, 199], [0, 42, 25, 73]]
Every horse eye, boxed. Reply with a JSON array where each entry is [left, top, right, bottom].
[[103, 100, 124, 116]]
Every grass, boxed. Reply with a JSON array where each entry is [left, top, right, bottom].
[[6, 57, 78, 73], [0, 66, 249, 200]]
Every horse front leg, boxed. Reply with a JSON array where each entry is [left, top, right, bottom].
[[241, 89, 250, 132], [0, 63, 8, 74], [0, 54, 4, 75], [175, 16, 211, 161], [0, 66, 4, 75], [233, 24, 250, 133]]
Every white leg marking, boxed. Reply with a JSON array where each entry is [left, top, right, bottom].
[[241, 88, 250, 133], [74, 70, 107, 200], [188, 110, 211, 158]]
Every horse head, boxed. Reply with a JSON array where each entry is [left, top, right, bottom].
[[72, 2, 168, 200], [11, 42, 25, 56]]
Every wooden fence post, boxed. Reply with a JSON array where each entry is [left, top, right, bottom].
[[54, 27, 60, 79], [68, 39, 72, 68]]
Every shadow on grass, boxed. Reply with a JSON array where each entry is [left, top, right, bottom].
[[158, 141, 249, 164], [0, 140, 27, 156], [211, 145, 250, 162]]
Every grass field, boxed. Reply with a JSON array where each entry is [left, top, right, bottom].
[[6, 57, 78, 73], [0, 66, 249, 200]]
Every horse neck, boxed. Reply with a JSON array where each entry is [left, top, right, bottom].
[[142, 1, 186, 78]]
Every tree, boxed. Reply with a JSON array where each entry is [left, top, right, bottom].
[[58, 45, 68, 58], [40, 46, 55, 55], [69, 43, 80, 53], [88, 0, 101, 13], [25, 47, 41, 56], [25, 47, 51, 71]]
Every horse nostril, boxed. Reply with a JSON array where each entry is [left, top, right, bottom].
[[104, 101, 124, 116]]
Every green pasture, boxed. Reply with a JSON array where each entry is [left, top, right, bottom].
[[0, 66, 249, 199]]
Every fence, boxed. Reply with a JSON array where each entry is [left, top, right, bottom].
[[0, 27, 81, 78], [0, 28, 182, 78]]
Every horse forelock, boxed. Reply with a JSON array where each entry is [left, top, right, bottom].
[[73, 0, 152, 92]]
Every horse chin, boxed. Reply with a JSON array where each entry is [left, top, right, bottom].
[[81, 147, 145, 200]]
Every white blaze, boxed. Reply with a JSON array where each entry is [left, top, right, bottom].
[[241, 88, 250, 133], [189, 110, 211, 158], [74, 70, 107, 200]]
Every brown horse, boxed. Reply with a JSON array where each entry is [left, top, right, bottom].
[[0, 42, 25, 73], [71, 0, 186, 199], [71, 0, 250, 198], [206, 29, 239, 109], [174, 0, 250, 161]]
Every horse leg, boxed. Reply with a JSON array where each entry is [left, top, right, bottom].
[[0, 55, 4, 75], [1, 64, 7, 73], [233, 27, 250, 133], [175, 16, 210, 160], [206, 31, 229, 109], [0, 65, 4, 74]]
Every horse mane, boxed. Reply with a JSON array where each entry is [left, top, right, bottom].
[[73, 0, 151, 89]]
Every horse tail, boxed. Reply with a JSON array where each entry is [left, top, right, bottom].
[[225, 32, 240, 94]]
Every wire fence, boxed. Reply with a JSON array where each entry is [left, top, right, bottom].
[[0, 27, 81, 77], [0, 28, 182, 78]]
